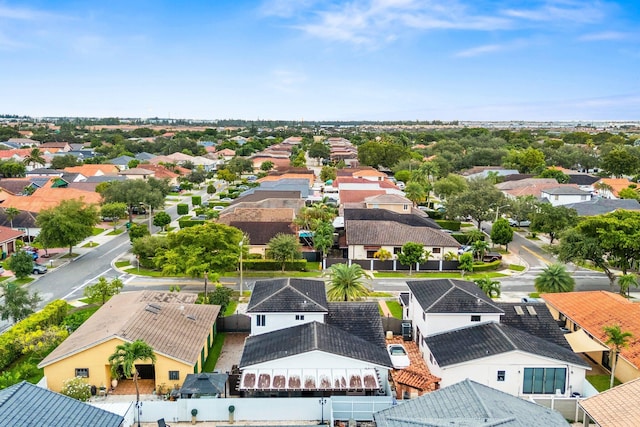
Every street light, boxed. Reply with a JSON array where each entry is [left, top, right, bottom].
[[494, 205, 510, 223], [319, 398, 327, 425], [203, 270, 208, 304], [239, 237, 244, 299]]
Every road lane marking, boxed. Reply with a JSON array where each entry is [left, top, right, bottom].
[[520, 246, 551, 266], [61, 268, 112, 300], [99, 240, 131, 258]]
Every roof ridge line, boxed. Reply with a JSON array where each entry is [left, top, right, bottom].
[[495, 323, 520, 351], [425, 280, 456, 311], [251, 279, 288, 310], [467, 380, 494, 419], [455, 281, 504, 312], [288, 280, 327, 310]]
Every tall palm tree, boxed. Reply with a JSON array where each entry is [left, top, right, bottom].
[[108, 340, 156, 427], [22, 148, 46, 169], [474, 275, 501, 298], [404, 182, 426, 207], [534, 263, 575, 293], [4, 207, 20, 229], [326, 263, 370, 301], [603, 325, 633, 389], [471, 240, 490, 262], [618, 273, 639, 297]]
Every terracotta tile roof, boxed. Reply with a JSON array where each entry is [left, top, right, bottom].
[[217, 208, 295, 225], [133, 163, 180, 179], [598, 178, 634, 197], [0, 180, 102, 213], [387, 336, 440, 392], [334, 177, 397, 189], [580, 377, 640, 427], [64, 164, 120, 176], [39, 291, 220, 368], [504, 183, 579, 198], [258, 173, 314, 184], [0, 226, 24, 243], [0, 148, 33, 159], [542, 291, 640, 368]]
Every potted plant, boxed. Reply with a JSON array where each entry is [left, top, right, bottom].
[[191, 408, 198, 424]]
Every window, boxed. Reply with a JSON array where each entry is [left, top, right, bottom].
[[75, 368, 89, 378], [471, 315, 481, 322], [403, 204, 409, 211], [522, 368, 566, 394], [295, 314, 305, 320], [169, 371, 180, 381], [256, 314, 266, 326], [422, 312, 426, 321], [394, 247, 402, 255], [497, 370, 505, 381], [432, 248, 441, 254], [366, 250, 377, 258]]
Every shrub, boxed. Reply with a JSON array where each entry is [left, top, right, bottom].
[[178, 217, 205, 229], [61, 377, 92, 402], [177, 204, 189, 215], [435, 220, 461, 231], [243, 259, 307, 271], [247, 253, 263, 260], [472, 260, 502, 271], [192, 196, 202, 206]]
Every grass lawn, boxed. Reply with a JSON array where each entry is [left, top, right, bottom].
[[385, 300, 403, 319], [0, 276, 9, 282], [82, 242, 99, 248], [587, 374, 621, 392], [124, 267, 169, 277], [509, 264, 526, 272], [115, 260, 131, 268], [60, 253, 79, 259], [202, 332, 226, 372], [91, 227, 105, 236], [225, 300, 239, 316], [106, 229, 125, 236], [13, 277, 34, 285], [373, 271, 506, 279], [239, 271, 324, 278], [369, 291, 393, 297], [528, 292, 540, 298]]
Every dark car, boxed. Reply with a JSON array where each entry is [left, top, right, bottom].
[[131, 205, 147, 215], [483, 252, 503, 262]]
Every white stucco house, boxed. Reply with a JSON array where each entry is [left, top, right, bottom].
[[540, 186, 593, 206]]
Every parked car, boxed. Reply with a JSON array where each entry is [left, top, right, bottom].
[[220, 197, 232, 202], [212, 206, 225, 211], [396, 181, 406, 190], [24, 250, 38, 260], [508, 218, 531, 227], [131, 205, 147, 215], [32, 263, 48, 274], [457, 245, 473, 255], [483, 252, 503, 262], [387, 344, 410, 369]]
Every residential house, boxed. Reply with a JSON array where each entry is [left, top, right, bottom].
[[39, 142, 72, 152], [135, 152, 156, 161], [564, 198, 640, 216], [540, 186, 593, 206], [373, 378, 570, 427], [0, 381, 125, 427], [38, 291, 220, 393], [363, 193, 415, 214], [133, 163, 187, 186], [239, 278, 392, 397], [218, 208, 296, 256], [6, 137, 39, 147], [595, 177, 634, 199], [68, 175, 127, 192], [461, 166, 520, 179], [422, 322, 589, 396], [64, 164, 121, 177], [0, 226, 24, 256], [579, 377, 640, 426], [0, 209, 38, 242], [542, 291, 640, 383], [190, 155, 217, 171], [497, 178, 582, 200], [117, 167, 155, 180], [108, 155, 135, 170], [26, 168, 64, 177]]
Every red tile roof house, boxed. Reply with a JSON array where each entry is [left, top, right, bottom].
[[0, 226, 24, 257]]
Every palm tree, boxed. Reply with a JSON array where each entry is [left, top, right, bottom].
[[618, 273, 639, 297], [22, 148, 45, 169], [474, 275, 501, 298], [534, 263, 575, 293], [326, 263, 370, 301], [108, 340, 156, 427], [404, 182, 426, 207], [4, 207, 20, 229], [471, 240, 490, 262], [603, 325, 633, 389]]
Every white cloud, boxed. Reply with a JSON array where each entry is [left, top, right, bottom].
[[502, 0, 606, 24], [269, 69, 307, 93], [578, 31, 631, 41], [454, 44, 505, 58]]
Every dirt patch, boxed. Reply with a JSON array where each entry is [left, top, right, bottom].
[[215, 332, 248, 373]]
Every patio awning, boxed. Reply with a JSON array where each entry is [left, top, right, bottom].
[[239, 368, 380, 391], [565, 329, 609, 353]]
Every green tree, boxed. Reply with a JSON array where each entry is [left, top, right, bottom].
[[209, 285, 233, 314], [537, 168, 570, 183], [503, 147, 546, 174], [474, 275, 501, 298], [131, 235, 169, 268], [490, 218, 514, 250], [128, 223, 150, 242], [404, 182, 426, 207], [458, 252, 474, 277], [51, 154, 79, 169], [100, 202, 127, 231], [294, 200, 338, 232], [206, 184, 216, 195], [153, 211, 172, 231], [290, 151, 307, 167], [445, 177, 506, 229], [394, 170, 412, 184], [267, 233, 302, 271], [84, 277, 124, 305], [216, 168, 237, 183], [127, 159, 140, 169], [312, 221, 334, 264], [507, 195, 540, 226], [154, 222, 243, 276], [618, 187, 640, 200], [0, 282, 41, 323], [530, 204, 578, 244], [0, 160, 26, 177], [397, 242, 425, 275], [260, 160, 274, 171], [227, 157, 254, 175], [601, 147, 640, 177], [603, 325, 633, 389], [327, 263, 370, 301], [36, 199, 100, 256], [308, 142, 330, 164], [99, 180, 165, 223], [61, 377, 92, 402], [471, 240, 490, 262], [4, 207, 20, 229], [7, 251, 36, 279], [358, 141, 410, 169], [534, 263, 575, 293], [108, 340, 156, 416], [433, 174, 468, 202], [618, 274, 639, 297], [22, 148, 45, 169], [320, 166, 337, 182], [373, 249, 393, 261]]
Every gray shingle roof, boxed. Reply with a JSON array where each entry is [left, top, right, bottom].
[[496, 302, 571, 349], [541, 186, 591, 195], [239, 321, 392, 368], [346, 220, 459, 247], [343, 208, 440, 229], [230, 221, 295, 245], [424, 322, 588, 368], [373, 378, 569, 427], [408, 279, 504, 314], [0, 381, 124, 427], [326, 302, 387, 348], [247, 278, 328, 313], [564, 198, 640, 216]]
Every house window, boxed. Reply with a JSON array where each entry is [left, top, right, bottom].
[[169, 371, 180, 381], [471, 315, 481, 322], [256, 315, 266, 326], [554, 195, 559, 200], [403, 204, 409, 211], [497, 370, 506, 381], [295, 314, 305, 320], [75, 368, 89, 378], [394, 247, 402, 255], [366, 250, 377, 258], [522, 368, 566, 394], [429, 353, 435, 364], [432, 248, 441, 254]]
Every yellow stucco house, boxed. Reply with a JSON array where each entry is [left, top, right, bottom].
[[39, 291, 220, 393]]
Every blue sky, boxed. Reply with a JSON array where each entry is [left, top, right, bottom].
[[1, 0, 639, 121]]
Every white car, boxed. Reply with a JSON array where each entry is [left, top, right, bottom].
[[387, 344, 410, 369], [396, 181, 406, 190]]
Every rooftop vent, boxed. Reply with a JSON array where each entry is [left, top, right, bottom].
[[145, 305, 160, 315], [186, 314, 196, 321]]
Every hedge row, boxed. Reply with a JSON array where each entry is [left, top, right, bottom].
[[0, 300, 68, 371], [177, 204, 189, 215], [243, 259, 308, 271], [472, 260, 502, 272], [435, 220, 461, 231], [178, 217, 205, 228], [191, 196, 202, 206]]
